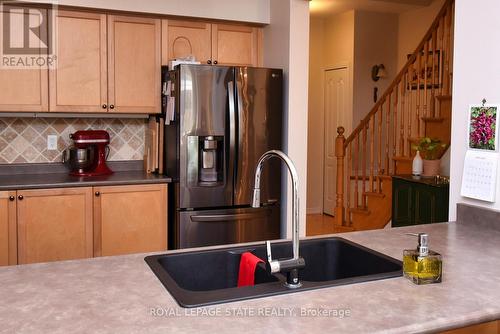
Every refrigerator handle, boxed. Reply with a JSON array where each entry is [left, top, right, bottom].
[[190, 207, 271, 222], [227, 81, 236, 188], [234, 75, 244, 182]]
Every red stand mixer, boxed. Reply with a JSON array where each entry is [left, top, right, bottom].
[[62, 130, 113, 176]]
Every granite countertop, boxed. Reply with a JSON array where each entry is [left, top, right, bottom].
[[0, 170, 172, 190], [1, 209, 500, 333], [0, 162, 172, 190]]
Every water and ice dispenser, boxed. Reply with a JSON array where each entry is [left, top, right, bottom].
[[187, 135, 224, 186]]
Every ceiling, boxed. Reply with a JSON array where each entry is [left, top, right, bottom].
[[309, 0, 434, 17]]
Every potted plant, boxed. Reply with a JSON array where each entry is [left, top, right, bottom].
[[412, 137, 448, 177]]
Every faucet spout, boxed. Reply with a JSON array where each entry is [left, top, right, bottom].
[[251, 150, 304, 288]]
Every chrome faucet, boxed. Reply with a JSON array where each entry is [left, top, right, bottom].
[[251, 150, 305, 288]]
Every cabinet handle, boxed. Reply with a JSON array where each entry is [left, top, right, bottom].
[[18, 195, 23, 200], [95, 191, 100, 197], [102, 104, 107, 109], [9, 195, 15, 201], [109, 104, 115, 109], [213, 60, 218, 65], [207, 60, 212, 65]]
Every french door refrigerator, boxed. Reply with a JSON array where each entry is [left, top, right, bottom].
[[163, 64, 283, 249]]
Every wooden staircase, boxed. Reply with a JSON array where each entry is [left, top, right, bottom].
[[334, 0, 454, 231]]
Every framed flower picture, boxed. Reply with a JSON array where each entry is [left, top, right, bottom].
[[468, 105, 499, 151]]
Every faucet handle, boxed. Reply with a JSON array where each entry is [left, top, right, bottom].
[[266, 240, 273, 262]]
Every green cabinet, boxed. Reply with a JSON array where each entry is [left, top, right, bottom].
[[392, 176, 449, 227]]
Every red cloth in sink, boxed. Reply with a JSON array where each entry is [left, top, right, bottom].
[[237, 252, 264, 287]]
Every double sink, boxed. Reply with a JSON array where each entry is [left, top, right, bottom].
[[145, 237, 402, 308]]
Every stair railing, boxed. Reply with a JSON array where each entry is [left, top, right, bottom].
[[335, 0, 454, 226]]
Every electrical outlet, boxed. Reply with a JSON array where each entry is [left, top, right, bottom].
[[47, 135, 58, 150]]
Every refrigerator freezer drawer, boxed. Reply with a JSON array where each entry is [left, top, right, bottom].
[[177, 206, 280, 249]]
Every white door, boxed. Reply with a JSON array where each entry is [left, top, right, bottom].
[[323, 68, 349, 216]]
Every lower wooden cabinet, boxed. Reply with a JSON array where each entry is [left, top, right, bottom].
[[17, 187, 93, 264], [93, 184, 167, 256], [0, 183, 167, 266], [440, 320, 500, 334], [0, 191, 17, 266]]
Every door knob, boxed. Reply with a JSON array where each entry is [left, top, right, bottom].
[[17, 195, 23, 200], [207, 60, 212, 65], [102, 104, 107, 109], [109, 104, 115, 109], [213, 60, 218, 65], [9, 195, 14, 201], [95, 191, 100, 197]]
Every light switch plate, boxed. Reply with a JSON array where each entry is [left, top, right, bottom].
[[47, 135, 58, 150]]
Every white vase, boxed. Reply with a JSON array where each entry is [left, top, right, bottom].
[[412, 150, 423, 176]]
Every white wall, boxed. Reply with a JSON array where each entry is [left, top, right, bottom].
[[306, 11, 354, 214], [19, 0, 270, 24], [397, 0, 445, 70], [264, 0, 309, 238], [306, 17, 325, 214], [353, 11, 398, 126], [449, 0, 500, 220], [324, 11, 355, 68]]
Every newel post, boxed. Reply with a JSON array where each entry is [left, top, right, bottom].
[[335, 126, 346, 225]]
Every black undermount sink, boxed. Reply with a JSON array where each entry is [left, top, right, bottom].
[[145, 237, 402, 307]]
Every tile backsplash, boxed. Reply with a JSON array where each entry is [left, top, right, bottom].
[[0, 118, 147, 164]]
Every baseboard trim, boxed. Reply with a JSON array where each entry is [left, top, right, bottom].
[[307, 207, 322, 215]]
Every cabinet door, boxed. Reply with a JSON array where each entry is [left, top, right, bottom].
[[392, 180, 413, 227], [0, 191, 17, 266], [17, 187, 93, 264], [49, 11, 107, 112], [162, 20, 212, 65], [93, 184, 167, 256], [211, 24, 261, 66], [414, 185, 436, 224], [108, 15, 161, 114], [0, 7, 48, 112]]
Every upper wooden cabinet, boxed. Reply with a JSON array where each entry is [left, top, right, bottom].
[[107, 15, 161, 114], [50, 12, 161, 114], [93, 184, 167, 257], [0, 191, 17, 266], [162, 20, 262, 67], [0, 8, 48, 112], [161, 20, 212, 67], [50, 11, 108, 112], [17, 187, 93, 264], [211, 24, 260, 66]]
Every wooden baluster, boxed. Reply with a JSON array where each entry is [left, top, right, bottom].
[[443, 9, 450, 95], [370, 116, 375, 192], [378, 106, 383, 183], [400, 75, 406, 156], [439, 15, 445, 97], [431, 29, 437, 118], [393, 85, 398, 173], [335, 127, 345, 226], [385, 97, 390, 175], [346, 143, 352, 226], [444, 4, 452, 95], [362, 123, 367, 207], [423, 39, 429, 121], [408, 70, 413, 155], [416, 47, 421, 138], [354, 133, 360, 208]]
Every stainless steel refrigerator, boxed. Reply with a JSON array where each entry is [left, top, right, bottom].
[[163, 64, 283, 249]]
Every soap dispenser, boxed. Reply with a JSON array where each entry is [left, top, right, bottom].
[[403, 233, 442, 285]]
